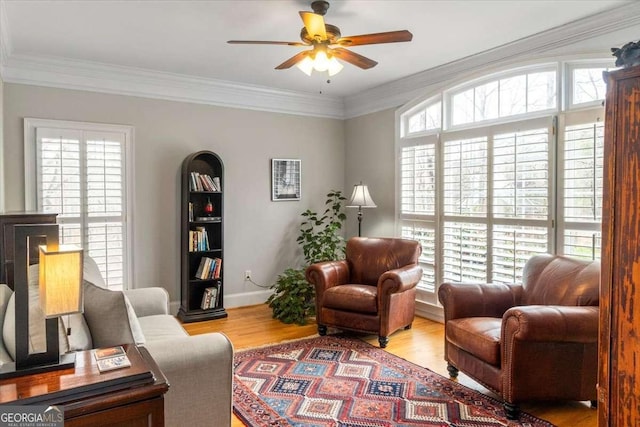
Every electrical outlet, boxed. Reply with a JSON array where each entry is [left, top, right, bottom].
[[244, 270, 251, 280]]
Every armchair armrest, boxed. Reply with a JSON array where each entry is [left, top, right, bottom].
[[438, 282, 522, 321], [378, 264, 423, 296], [124, 287, 170, 317], [502, 305, 599, 343], [142, 332, 233, 427], [306, 260, 350, 293]]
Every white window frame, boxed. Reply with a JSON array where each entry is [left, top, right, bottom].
[[24, 118, 135, 289], [444, 63, 559, 131], [401, 95, 442, 138], [564, 60, 613, 110]]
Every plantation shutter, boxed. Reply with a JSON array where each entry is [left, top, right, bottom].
[[438, 117, 552, 287], [399, 142, 437, 297], [558, 112, 604, 260], [35, 127, 127, 289], [442, 136, 488, 283], [491, 128, 550, 283]]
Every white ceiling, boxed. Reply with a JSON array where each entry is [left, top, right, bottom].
[[1, 0, 632, 100]]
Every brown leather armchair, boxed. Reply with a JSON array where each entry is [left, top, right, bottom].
[[438, 254, 599, 419], [306, 237, 422, 348]]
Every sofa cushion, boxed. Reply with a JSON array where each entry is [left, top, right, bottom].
[[63, 313, 93, 351], [137, 315, 188, 342], [323, 284, 378, 314], [83, 281, 145, 347], [2, 269, 71, 361], [446, 317, 502, 366], [63, 256, 135, 350]]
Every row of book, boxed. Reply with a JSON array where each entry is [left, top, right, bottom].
[[190, 172, 221, 192], [189, 227, 210, 252], [201, 282, 221, 310], [195, 256, 222, 280]]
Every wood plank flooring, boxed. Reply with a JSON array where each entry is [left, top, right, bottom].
[[182, 304, 596, 427]]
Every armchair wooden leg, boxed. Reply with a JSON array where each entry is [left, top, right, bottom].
[[446, 363, 459, 378], [504, 402, 520, 420], [378, 336, 389, 348], [318, 325, 327, 336]]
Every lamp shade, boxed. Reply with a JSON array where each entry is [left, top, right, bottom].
[[347, 184, 377, 208], [39, 244, 83, 318]]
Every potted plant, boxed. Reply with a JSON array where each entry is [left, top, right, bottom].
[[267, 190, 346, 325]]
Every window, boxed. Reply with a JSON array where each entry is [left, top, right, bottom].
[[24, 119, 133, 290], [449, 67, 557, 127], [567, 64, 611, 108], [402, 99, 441, 136], [398, 61, 608, 308]]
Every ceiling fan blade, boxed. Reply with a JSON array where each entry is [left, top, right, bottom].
[[336, 30, 413, 46], [275, 51, 311, 69], [299, 11, 327, 40], [227, 40, 308, 46], [330, 48, 378, 69]]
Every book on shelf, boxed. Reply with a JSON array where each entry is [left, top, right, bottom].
[[94, 345, 132, 373], [189, 228, 210, 252], [188, 202, 194, 222], [200, 281, 222, 310], [189, 172, 221, 192], [194, 256, 222, 280]]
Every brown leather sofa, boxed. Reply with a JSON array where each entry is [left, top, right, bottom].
[[438, 254, 599, 419], [306, 237, 422, 347]]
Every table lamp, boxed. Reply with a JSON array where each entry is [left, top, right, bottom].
[[0, 224, 83, 379], [347, 182, 377, 237]]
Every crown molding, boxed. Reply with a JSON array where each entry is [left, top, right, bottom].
[[0, 2, 638, 120], [0, 54, 345, 119], [343, 2, 640, 119]]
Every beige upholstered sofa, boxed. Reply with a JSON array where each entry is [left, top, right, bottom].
[[0, 257, 234, 427]]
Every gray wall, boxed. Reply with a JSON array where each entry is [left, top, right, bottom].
[[344, 109, 396, 239], [2, 83, 345, 308]]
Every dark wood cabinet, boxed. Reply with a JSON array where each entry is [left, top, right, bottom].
[[0, 212, 57, 288], [599, 65, 640, 426], [177, 151, 227, 322]]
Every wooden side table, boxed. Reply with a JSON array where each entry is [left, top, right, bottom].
[[0, 345, 169, 427]]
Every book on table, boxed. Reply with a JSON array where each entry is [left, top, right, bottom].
[[94, 345, 132, 373]]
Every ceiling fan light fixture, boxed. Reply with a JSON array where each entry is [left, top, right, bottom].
[[296, 49, 344, 76], [296, 56, 314, 76], [327, 57, 343, 76], [312, 50, 330, 72]]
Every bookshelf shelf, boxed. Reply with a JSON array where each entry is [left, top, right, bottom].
[[178, 151, 228, 322]]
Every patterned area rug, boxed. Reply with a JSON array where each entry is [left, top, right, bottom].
[[233, 335, 555, 427]]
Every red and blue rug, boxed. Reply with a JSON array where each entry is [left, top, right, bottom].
[[233, 335, 555, 426]]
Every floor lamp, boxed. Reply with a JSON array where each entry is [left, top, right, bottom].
[[347, 182, 377, 237]]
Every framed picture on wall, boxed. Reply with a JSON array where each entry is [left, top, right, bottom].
[[271, 159, 301, 201]]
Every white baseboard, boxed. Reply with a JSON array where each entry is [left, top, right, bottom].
[[415, 301, 444, 324], [225, 289, 273, 308]]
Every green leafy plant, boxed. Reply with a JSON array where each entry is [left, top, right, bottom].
[[267, 190, 347, 325], [298, 190, 348, 264]]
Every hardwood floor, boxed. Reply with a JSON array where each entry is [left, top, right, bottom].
[[182, 304, 596, 427]]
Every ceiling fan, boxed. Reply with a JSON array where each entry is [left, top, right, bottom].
[[227, 0, 413, 76]]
